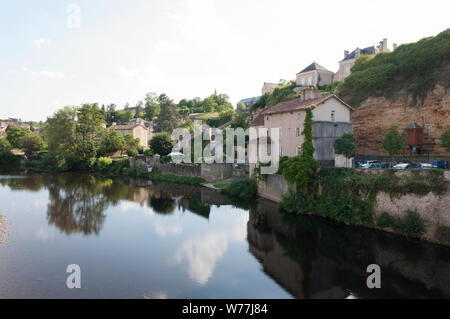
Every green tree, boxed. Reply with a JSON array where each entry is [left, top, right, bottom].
[[154, 94, 178, 133], [149, 132, 174, 156], [99, 130, 127, 156], [73, 104, 106, 166], [202, 96, 218, 113], [42, 106, 77, 154], [22, 133, 45, 155], [144, 92, 160, 121], [379, 125, 407, 164], [440, 129, 450, 152], [6, 126, 32, 149], [124, 134, 140, 151], [0, 138, 12, 155], [334, 131, 356, 167], [135, 101, 144, 118], [237, 102, 247, 113], [115, 109, 133, 124]]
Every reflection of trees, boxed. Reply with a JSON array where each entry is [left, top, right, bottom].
[[46, 175, 110, 235], [0, 176, 44, 192], [148, 197, 176, 215]]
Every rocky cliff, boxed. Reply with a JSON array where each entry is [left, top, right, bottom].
[[351, 84, 450, 156]]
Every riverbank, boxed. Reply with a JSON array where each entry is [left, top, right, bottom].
[[257, 168, 450, 247]]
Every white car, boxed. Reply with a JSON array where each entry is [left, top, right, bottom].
[[393, 163, 409, 170]]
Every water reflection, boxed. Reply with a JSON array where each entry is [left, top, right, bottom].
[[0, 174, 230, 236], [248, 198, 450, 299], [1, 173, 450, 298]]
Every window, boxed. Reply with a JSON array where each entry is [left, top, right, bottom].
[[307, 77, 312, 86], [345, 66, 350, 74], [297, 146, 302, 155], [296, 127, 300, 137], [331, 111, 335, 121], [301, 78, 305, 86], [297, 112, 301, 120], [279, 144, 282, 156]]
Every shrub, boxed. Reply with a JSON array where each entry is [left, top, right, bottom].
[[144, 149, 153, 156], [127, 148, 138, 157], [96, 157, 113, 171], [392, 210, 426, 236], [222, 177, 257, 201], [338, 28, 450, 106], [376, 212, 394, 228]]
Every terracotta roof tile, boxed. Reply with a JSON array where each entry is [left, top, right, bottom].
[[262, 94, 354, 116]]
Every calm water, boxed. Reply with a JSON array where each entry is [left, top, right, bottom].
[[0, 172, 449, 299]]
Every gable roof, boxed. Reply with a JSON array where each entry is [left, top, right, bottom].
[[297, 62, 333, 74], [341, 46, 376, 62], [262, 94, 354, 116]]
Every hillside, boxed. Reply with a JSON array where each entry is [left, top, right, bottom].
[[338, 29, 450, 107]]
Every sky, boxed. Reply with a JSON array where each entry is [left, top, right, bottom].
[[0, 0, 449, 122]]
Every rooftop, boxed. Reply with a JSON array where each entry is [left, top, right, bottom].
[[341, 46, 376, 62], [297, 62, 333, 74], [262, 94, 354, 116]]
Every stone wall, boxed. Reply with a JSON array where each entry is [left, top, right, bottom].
[[351, 84, 450, 156], [256, 169, 450, 245], [160, 163, 201, 178], [257, 174, 292, 203], [200, 163, 233, 182]]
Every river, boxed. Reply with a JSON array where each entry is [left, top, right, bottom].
[[0, 172, 449, 298]]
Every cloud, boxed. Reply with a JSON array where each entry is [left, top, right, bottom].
[[32, 38, 52, 49], [31, 70, 65, 79], [174, 214, 247, 285], [154, 223, 183, 237]]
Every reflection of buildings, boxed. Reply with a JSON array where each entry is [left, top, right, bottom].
[[248, 198, 450, 299], [248, 199, 347, 299]]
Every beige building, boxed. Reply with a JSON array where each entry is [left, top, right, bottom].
[[334, 38, 395, 82], [296, 62, 334, 88], [108, 123, 149, 149], [251, 88, 354, 162]]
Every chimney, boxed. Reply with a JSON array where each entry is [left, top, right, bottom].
[[344, 50, 349, 58], [393, 43, 398, 51], [383, 38, 388, 52]]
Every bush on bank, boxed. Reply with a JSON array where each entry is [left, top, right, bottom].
[[280, 167, 446, 228]]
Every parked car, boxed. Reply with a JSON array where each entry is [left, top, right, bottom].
[[418, 163, 439, 169], [393, 163, 409, 170], [359, 160, 381, 169], [368, 163, 383, 169], [430, 160, 447, 169]]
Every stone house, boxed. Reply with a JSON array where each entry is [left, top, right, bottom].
[[333, 38, 395, 82], [296, 62, 334, 88], [128, 118, 154, 143], [251, 88, 354, 165], [108, 123, 149, 149]]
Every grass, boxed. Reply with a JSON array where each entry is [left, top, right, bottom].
[[376, 212, 394, 228], [392, 210, 426, 236]]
